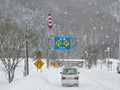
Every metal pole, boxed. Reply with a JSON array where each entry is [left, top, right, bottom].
[[119, 31, 120, 61], [24, 26, 29, 76], [47, 36, 49, 69], [107, 47, 110, 71], [47, 13, 53, 69], [24, 29, 27, 76]]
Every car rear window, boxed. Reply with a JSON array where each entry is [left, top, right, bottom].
[[63, 68, 77, 75]]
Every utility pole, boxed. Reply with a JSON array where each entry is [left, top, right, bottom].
[[24, 26, 29, 76]]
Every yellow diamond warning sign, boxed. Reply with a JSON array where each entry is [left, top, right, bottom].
[[34, 58, 45, 69], [63, 40, 69, 47], [56, 40, 62, 47]]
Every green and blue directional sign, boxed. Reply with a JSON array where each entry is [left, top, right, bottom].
[[54, 37, 71, 50]]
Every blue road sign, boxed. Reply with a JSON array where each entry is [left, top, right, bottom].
[[54, 37, 70, 50]]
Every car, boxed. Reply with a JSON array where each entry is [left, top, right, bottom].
[[60, 66, 80, 87], [117, 62, 120, 73]]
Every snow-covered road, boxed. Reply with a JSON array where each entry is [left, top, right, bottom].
[[39, 67, 120, 90], [1, 60, 120, 90]]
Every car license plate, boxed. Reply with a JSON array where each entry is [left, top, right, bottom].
[[67, 77, 73, 80]]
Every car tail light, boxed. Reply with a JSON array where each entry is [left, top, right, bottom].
[[74, 76, 79, 80], [62, 76, 66, 80]]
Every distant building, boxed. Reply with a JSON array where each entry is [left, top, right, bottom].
[[57, 59, 85, 67]]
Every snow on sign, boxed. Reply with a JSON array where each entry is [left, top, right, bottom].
[[54, 37, 70, 50], [34, 58, 45, 69]]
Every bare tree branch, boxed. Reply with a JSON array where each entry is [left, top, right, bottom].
[[0, 18, 24, 83]]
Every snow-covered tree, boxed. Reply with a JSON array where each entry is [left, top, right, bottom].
[[0, 18, 24, 83]]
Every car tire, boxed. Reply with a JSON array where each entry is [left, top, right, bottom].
[[118, 71, 120, 73]]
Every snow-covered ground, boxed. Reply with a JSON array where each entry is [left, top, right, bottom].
[[0, 59, 120, 90]]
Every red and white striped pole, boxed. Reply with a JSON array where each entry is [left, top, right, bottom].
[[48, 13, 53, 29], [47, 13, 53, 69]]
